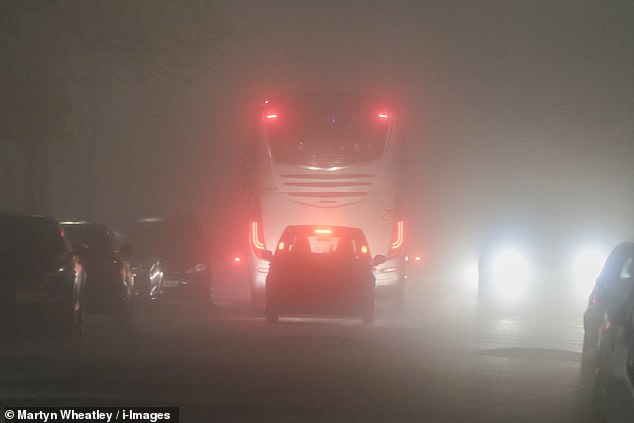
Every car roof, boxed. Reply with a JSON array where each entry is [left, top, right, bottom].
[[0, 214, 58, 225], [61, 221, 108, 228]]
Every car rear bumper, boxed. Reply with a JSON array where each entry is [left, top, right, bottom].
[[161, 271, 212, 300], [267, 278, 373, 314]]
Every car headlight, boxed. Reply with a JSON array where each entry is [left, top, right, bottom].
[[492, 248, 529, 300]]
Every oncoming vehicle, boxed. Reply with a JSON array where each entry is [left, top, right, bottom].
[[0, 214, 86, 336], [61, 221, 135, 327], [247, 92, 407, 309], [477, 224, 609, 305], [264, 225, 385, 324]]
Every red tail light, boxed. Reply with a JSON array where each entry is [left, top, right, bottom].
[[266, 113, 278, 120], [390, 220, 404, 252], [251, 221, 266, 253]]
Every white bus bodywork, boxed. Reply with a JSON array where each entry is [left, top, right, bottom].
[[248, 93, 406, 306]]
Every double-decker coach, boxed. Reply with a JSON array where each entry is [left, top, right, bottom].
[[246, 91, 407, 309]]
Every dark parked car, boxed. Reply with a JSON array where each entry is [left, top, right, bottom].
[[113, 216, 212, 306], [61, 221, 135, 326], [264, 225, 385, 324], [581, 243, 634, 421], [582, 243, 634, 381], [0, 214, 86, 336]]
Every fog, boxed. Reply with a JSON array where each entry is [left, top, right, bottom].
[[1, 0, 632, 262], [2, 3, 634, 420]]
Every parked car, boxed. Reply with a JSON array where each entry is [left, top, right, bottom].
[[0, 214, 86, 336], [582, 243, 634, 422], [61, 221, 134, 326], [264, 225, 385, 324], [582, 243, 634, 382], [113, 216, 212, 306]]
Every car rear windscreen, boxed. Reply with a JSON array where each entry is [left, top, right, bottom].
[[0, 218, 66, 268], [264, 93, 391, 167]]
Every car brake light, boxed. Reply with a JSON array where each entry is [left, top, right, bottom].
[[390, 220, 404, 250], [361, 245, 368, 254], [378, 113, 390, 120], [314, 228, 332, 234], [266, 113, 278, 120], [233, 256, 241, 264], [278, 241, 285, 251], [251, 221, 265, 251]]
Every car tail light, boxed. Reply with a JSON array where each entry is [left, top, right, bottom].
[[361, 245, 368, 255], [265, 113, 278, 120], [314, 228, 332, 234], [377, 113, 390, 120], [390, 220, 404, 252], [277, 241, 285, 251], [251, 221, 266, 254]]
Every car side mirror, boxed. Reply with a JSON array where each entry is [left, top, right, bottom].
[[373, 255, 387, 266], [262, 250, 273, 262]]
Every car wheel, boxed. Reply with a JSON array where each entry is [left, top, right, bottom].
[[592, 332, 613, 422], [598, 378, 634, 423], [581, 326, 601, 384]]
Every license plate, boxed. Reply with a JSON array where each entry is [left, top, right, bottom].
[[15, 291, 57, 303], [163, 280, 181, 288]]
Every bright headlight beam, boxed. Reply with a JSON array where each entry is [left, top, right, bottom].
[[492, 248, 529, 300], [574, 248, 606, 297]]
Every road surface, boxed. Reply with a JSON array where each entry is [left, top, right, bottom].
[[1, 276, 596, 422]]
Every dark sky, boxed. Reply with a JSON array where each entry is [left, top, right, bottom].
[[37, 0, 633, 254]]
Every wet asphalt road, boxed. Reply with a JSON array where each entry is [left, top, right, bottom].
[[1, 278, 595, 422]]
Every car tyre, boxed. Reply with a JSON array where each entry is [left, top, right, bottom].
[[581, 327, 600, 384]]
